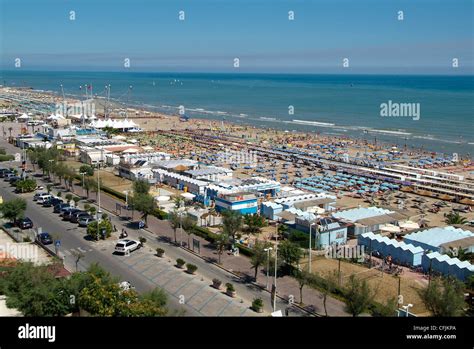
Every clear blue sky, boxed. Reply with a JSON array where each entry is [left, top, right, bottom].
[[0, 0, 472, 73]]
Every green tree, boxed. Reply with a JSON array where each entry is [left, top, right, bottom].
[[0, 262, 70, 316], [221, 210, 243, 245], [168, 210, 181, 243], [79, 164, 94, 177], [15, 178, 37, 193], [131, 193, 154, 226], [250, 240, 271, 281], [87, 219, 112, 240], [344, 274, 376, 317], [215, 232, 230, 264], [46, 184, 52, 194], [244, 214, 268, 235], [0, 198, 27, 224], [133, 179, 151, 196], [73, 196, 80, 207], [278, 240, 303, 272], [65, 193, 73, 204], [372, 297, 398, 317], [418, 276, 466, 317], [444, 211, 468, 225], [181, 214, 196, 248], [293, 268, 313, 305]]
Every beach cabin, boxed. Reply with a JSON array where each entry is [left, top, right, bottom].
[[404, 226, 474, 253]]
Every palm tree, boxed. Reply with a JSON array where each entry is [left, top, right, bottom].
[[221, 210, 243, 245], [215, 232, 230, 264], [444, 211, 468, 225], [168, 210, 181, 243], [181, 214, 196, 248], [173, 196, 184, 209]]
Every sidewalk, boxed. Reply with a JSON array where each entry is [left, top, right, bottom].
[[78, 185, 348, 316]]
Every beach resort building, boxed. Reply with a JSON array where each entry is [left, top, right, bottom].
[[153, 168, 208, 195], [214, 192, 258, 215], [295, 216, 349, 249], [332, 206, 407, 236], [184, 166, 233, 182]]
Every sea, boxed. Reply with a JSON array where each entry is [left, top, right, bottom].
[[1, 71, 473, 157]]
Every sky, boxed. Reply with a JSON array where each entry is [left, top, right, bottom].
[[0, 0, 473, 73]]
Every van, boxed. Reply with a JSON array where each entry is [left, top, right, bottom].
[[36, 194, 53, 204]]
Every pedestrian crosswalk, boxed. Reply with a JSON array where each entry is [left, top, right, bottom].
[[62, 247, 93, 256]]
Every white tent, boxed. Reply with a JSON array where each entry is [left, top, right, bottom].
[[18, 113, 29, 120], [379, 224, 401, 233], [181, 193, 196, 200]]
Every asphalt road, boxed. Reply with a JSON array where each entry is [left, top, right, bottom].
[[0, 177, 199, 316]]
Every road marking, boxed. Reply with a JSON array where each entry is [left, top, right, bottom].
[[197, 292, 219, 312], [77, 247, 87, 253], [216, 299, 234, 316]]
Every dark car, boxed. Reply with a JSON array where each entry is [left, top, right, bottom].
[[63, 208, 81, 221], [50, 198, 63, 206], [70, 211, 89, 223], [18, 217, 33, 229], [54, 203, 70, 214], [9, 176, 21, 184], [0, 169, 12, 178], [59, 206, 75, 217], [36, 232, 53, 245]]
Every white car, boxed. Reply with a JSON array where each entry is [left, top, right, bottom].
[[33, 192, 48, 201], [114, 239, 141, 255]]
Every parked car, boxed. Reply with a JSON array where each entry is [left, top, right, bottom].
[[44, 197, 63, 208], [4, 173, 15, 181], [59, 206, 75, 216], [78, 216, 95, 227], [114, 239, 141, 255], [37, 194, 53, 204], [54, 203, 70, 214], [36, 232, 53, 245], [9, 176, 21, 184], [70, 211, 89, 223], [33, 192, 47, 201], [18, 217, 33, 229], [63, 208, 81, 221], [0, 169, 12, 178]]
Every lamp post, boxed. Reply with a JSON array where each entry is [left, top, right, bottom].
[[48, 159, 54, 180], [80, 172, 86, 197], [96, 149, 103, 239], [273, 241, 278, 312], [264, 247, 273, 290], [309, 222, 317, 273]]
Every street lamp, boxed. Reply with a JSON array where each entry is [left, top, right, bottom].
[[48, 159, 54, 180], [273, 241, 278, 312], [309, 222, 317, 273], [80, 172, 86, 196], [264, 247, 273, 290]]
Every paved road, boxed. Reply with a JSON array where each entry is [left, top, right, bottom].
[[0, 177, 267, 316]]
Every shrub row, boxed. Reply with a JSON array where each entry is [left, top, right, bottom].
[[0, 154, 14, 162]]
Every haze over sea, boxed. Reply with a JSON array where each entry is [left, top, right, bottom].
[[1, 70, 473, 156]]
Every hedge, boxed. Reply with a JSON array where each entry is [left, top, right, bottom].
[[152, 208, 168, 220], [0, 154, 14, 162]]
